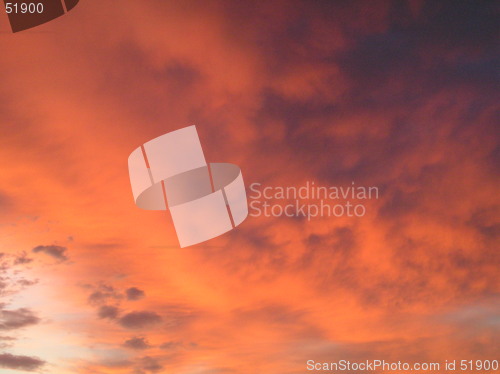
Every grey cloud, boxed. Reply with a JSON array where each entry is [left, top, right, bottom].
[[0, 254, 39, 301], [98, 305, 121, 320], [241, 0, 498, 195], [32, 245, 68, 262], [0, 335, 15, 349], [137, 356, 163, 373], [378, 188, 421, 219], [118, 311, 162, 330], [88, 284, 122, 305], [159, 341, 182, 350], [17, 279, 38, 287], [123, 337, 151, 350], [0, 308, 40, 331], [467, 207, 500, 239], [0, 353, 45, 371], [126, 287, 145, 301], [0, 280, 8, 293], [13, 252, 33, 266]]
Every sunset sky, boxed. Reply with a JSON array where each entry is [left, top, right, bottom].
[[0, 1, 498, 373]]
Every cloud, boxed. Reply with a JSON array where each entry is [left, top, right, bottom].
[[97, 305, 120, 320], [88, 284, 122, 305], [0, 353, 45, 371], [1, 253, 36, 298], [0, 280, 8, 294], [118, 311, 162, 330], [126, 287, 145, 301], [0, 256, 43, 363], [158, 341, 198, 351], [14, 252, 33, 266], [32, 245, 68, 262], [0, 308, 40, 331], [0, 335, 15, 349], [123, 337, 151, 350], [0, 191, 13, 213], [0, 1, 497, 373], [17, 279, 38, 287], [137, 356, 164, 373], [159, 341, 182, 350]]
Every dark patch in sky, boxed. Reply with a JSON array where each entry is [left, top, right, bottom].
[[14, 252, 34, 266], [88, 284, 122, 305], [118, 311, 162, 330], [0, 308, 40, 331], [137, 355, 164, 373], [32, 245, 69, 262], [126, 287, 145, 301], [0, 353, 45, 371], [123, 336, 151, 350], [98, 305, 120, 320]]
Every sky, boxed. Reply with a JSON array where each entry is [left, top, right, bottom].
[[0, 0, 499, 373]]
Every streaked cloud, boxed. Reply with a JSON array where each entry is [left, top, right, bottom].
[[123, 336, 151, 350], [97, 305, 121, 320], [0, 307, 40, 331], [126, 287, 145, 301], [0, 353, 45, 371], [118, 311, 162, 330], [32, 245, 69, 262]]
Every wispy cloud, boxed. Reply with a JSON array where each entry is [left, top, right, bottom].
[[0, 353, 45, 372], [0, 0, 497, 372], [32, 245, 69, 262], [118, 311, 162, 330], [123, 336, 151, 350], [0, 307, 40, 331], [126, 287, 145, 301]]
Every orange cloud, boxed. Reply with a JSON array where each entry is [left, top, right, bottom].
[[0, 0, 498, 373]]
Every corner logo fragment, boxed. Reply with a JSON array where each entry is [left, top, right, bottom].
[[128, 126, 248, 248], [4, 0, 80, 33]]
